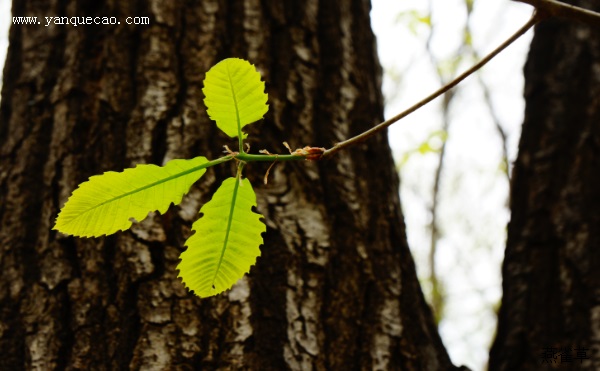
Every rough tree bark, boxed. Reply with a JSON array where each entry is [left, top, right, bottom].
[[490, 1, 600, 370], [0, 1, 458, 370]]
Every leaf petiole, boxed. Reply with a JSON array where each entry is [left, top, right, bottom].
[[235, 153, 305, 162]]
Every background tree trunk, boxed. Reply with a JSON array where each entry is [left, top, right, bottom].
[[0, 1, 457, 369], [490, 2, 600, 370]]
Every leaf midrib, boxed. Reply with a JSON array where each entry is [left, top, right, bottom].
[[61, 159, 212, 227], [225, 61, 244, 141], [211, 177, 241, 289]]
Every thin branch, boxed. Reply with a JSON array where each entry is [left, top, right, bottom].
[[464, 25, 512, 185], [476, 73, 512, 184], [514, 0, 600, 27], [321, 13, 540, 159], [424, 0, 450, 324]]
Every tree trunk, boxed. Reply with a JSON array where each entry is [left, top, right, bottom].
[[490, 2, 600, 370], [0, 1, 457, 370]]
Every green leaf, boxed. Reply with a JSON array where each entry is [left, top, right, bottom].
[[203, 58, 268, 139], [54, 156, 210, 237], [178, 177, 265, 297]]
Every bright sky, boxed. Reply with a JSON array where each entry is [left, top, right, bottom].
[[0, 1, 534, 370]]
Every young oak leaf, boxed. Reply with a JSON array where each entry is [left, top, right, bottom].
[[54, 156, 210, 237], [203, 58, 268, 139], [178, 177, 266, 297]]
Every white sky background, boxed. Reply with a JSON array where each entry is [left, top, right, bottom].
[[0, 1, 533, 370], [371, 0, 533, 369]]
